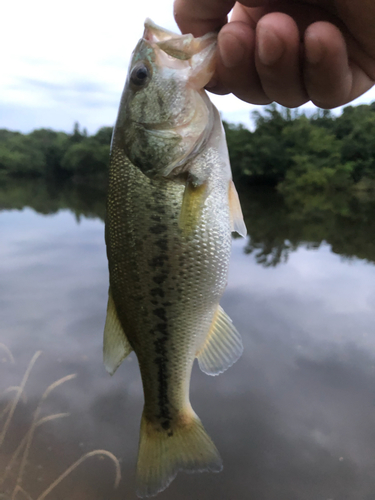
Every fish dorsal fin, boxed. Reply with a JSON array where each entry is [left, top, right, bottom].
[[178, 180, 208, 235], [196, 306, 243, 376], [103, 288, 133, 375], [228, 180, 247, 237]]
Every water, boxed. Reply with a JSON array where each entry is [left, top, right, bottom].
[[1, 179, 375, 499]]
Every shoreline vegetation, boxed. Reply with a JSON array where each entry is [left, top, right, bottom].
[[2, 101, 375, 266], [1, 102, 375, 195]]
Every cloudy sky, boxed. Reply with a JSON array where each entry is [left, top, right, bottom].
[[2, 0, 375, 134]]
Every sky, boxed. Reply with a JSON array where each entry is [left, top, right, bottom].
[[2, 0, 375, 135]]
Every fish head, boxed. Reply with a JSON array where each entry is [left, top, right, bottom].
[[113, 19, 217, 180]]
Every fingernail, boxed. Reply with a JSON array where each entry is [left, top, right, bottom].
[[305, 35, 325, 65], [219, 32, 245, 69], [257, 26, 284, 66]]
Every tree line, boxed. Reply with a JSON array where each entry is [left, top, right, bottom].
[[1, 102, 375, 193], [0, 123, 112, 183]]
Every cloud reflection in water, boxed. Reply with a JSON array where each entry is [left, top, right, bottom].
[[1, 207, 375, 499]]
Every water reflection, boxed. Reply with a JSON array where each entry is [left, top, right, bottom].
[[2, 178, 375, 266], [239, 186, 375, 266], [1, 179, 375, 499], [0, 177, 106, 222]]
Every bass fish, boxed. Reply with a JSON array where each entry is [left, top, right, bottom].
[[104, 19, 246, 497]]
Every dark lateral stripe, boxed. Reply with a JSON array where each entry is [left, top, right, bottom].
[[149, 255, 168, 267], [152, 307, 167, 321], [153, 274, 168, 285], [149, 224, 168, 234]]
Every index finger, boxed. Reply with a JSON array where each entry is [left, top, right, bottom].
[[174, 0, 236, 36]]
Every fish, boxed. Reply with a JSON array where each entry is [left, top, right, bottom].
[[103, 18, 247, 498]]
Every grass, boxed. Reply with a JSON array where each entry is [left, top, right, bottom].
[[0, 348, 121, 499]]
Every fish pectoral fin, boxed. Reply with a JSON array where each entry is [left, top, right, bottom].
[[196, 305, 243, 376], [228, 180, 247, 237], [103, 288, 133, 375], [178, 180, 208, 235]]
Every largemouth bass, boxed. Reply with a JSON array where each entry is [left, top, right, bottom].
[[104, 19, 246, 497]]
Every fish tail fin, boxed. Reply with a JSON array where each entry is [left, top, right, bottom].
[[136, 409, 222, 497]]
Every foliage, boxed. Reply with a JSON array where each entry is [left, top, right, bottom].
[[0, 131, 47, 177], [337, 105, 375, 182], [61, 138, 110, 178], [224, 102, 375, 192], [278, 116, 353, 194], [0, 124, 112, 182], [1, 102, 375, 193]]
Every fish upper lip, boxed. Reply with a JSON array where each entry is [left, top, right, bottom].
[[134, 113, 195, 131]]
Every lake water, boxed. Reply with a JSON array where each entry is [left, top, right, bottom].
[[1, 180, 375, 500]]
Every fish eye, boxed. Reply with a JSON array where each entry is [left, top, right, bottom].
[[130, 62, 151, 87]]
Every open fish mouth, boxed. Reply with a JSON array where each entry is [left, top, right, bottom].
[[143, 18, 217, 65]]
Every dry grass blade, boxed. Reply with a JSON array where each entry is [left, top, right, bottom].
[[2, 386, 26, 404], [1, 355, 122, 499], [36, 413, 70, 427], [0, 400, 13, 421], [0, 344, 15, 364], [11, 485, 33, 500], [0, 351, 42, 449], [0, 387, 26, 421], [40, 374, 77, 403], [36, 450, 122, 500], [0, 432, 28, 486], [3, 387, 22, 397], [0, 413, 70, 486], [16, 374, 76, 488]]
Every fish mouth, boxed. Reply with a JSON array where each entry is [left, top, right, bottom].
[[143, 18, 217, 63], [143, 19, 179, 44], [135, 121, 174, 131]]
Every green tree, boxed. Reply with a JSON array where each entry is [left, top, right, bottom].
[[278, 116, 353, 194], [28, 129, 69, 177], [223, 122, 253, 183], [336, 105, 375, 182], [0, 132, 46, 177], [60, 137, 109, 178], [94, 127, 113, 146]]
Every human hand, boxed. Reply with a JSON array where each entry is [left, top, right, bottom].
[[174, 0, 375, 108]]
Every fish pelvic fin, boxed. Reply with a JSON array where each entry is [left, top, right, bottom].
[[103, 287, 133, 375], [136, 410, 222, 497], [197, 305, 243, 376], [228, 180, 247, 237]]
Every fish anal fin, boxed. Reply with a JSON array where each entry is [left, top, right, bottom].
[[178, 180, 208, 235], [228, 180, 247, 237], [103, 288, 133, 375], [136, 410, 222, 497], [197, 305, 243, 376]]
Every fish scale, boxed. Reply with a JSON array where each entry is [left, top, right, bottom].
[[106, 145, 231, 422]]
